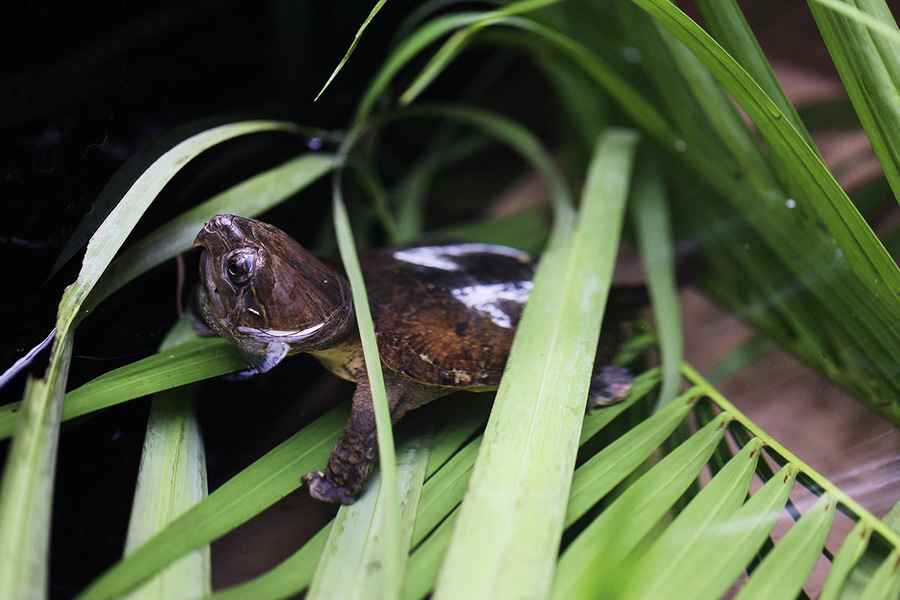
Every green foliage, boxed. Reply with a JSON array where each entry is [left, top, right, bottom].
[[434, 130, 636, 599], [2, 1, 898, 598], [123, 318, 210, 600], [0, 120, 300, 600]]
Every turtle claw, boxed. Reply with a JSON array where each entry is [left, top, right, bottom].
[[303, 471, 356, 505], [587, 365, 633, 411]]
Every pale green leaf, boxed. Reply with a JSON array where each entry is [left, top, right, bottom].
[[565, 388, 699, 526], [808, 0, 900, 203], [433, 130, 637, 600], [551, 412, 730, 600], [124, 318, 211, 600], [333, 168, 401, 599], [654, 463, 797, 600], [631, 155, 682, 408], [0, 338, 245, 441], [820, 521, 873, 600], [308, 434, 430, 600], [735, 494, 837, 600], [621, 438, 762, 600]]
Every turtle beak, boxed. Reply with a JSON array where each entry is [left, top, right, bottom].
[[194, 214, 252, 251]]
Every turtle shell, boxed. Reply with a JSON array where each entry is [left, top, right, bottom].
[[361, 242, 535, 389]]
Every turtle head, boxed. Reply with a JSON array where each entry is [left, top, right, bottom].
[[193, 214, 353, 355]]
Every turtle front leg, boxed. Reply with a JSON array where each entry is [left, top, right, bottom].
[[304, 376, 442, 504], [303, 378, 403, 504]]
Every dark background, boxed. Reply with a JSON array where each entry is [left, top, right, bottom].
[[0, 2, 893, 598]]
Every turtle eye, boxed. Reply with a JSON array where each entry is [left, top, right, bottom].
[[225, 250, 255, 285]]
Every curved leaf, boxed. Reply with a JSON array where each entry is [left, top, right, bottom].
[[0, 120, 297, 600], [315, 1, 390, 101]]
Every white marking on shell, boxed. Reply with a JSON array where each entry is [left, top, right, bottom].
[[393, 244, 529, 271], [449, 281, 532, 328]]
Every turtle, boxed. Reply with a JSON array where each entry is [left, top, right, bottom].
[[193, 214, 637, 504]]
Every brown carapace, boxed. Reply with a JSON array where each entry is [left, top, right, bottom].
[[194, 214, 634, 504]]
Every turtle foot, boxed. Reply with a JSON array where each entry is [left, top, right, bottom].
[[587, 365, 633, 411], [303, 470, 357, 505]]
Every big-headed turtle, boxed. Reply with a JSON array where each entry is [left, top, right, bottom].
[[193, 214, 634, 504]]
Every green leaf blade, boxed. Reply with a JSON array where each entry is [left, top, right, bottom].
[[315, 1, 390, 101], [77, 406, 347, 600], [565, 389, 699, 527], [123, 319, 212, 600], [333, 174, 401, 599], [820, 521, 873, 600], [734, 494, 837, 600], [631, 155, 682, 408], [432, 129, 637, 600], [551, 412, 730, 600], [620, 438, 762, 600], [0, 338, 246, 441], [308, 435, 430, 600]]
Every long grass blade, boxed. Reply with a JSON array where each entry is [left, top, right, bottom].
[[630, 0, 899, 306], [399, 0, 560, 105], [123, 318, 211, 600], [0, 343, 70, 600], [490, 7, 900, 414], [354, 13, 482, 126], [808, 0, 900, 202], [811, 0, 900, 44], [203, 399, 487, 600], [402, 511, 458, 600], [333, 158, 400, 599], [433, 129, 636, 600], [659, 463, 797, 600], [694, 0, 814, 145], [407, 371, 662, 588], [315, 1, 389, 101], [401, 371, 662, 600], [308, 434, 430, 600], [0, 337, 245, 441], [734, 494, 837, 600], [631, 155, 682, 408]]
